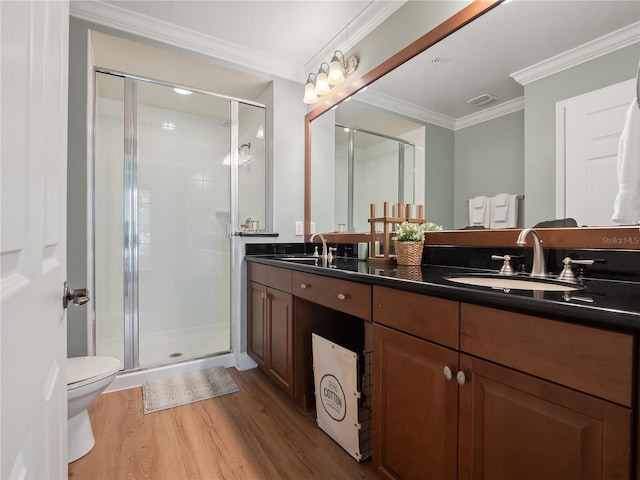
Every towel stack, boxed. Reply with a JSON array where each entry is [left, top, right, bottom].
[[468, 196, 490, 228], [468, 194, 519, 229], [612, 98, 640, 224]]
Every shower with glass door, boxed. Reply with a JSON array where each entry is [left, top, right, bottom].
[[335, 125, 417, 232], [92, 71, 266, 370]]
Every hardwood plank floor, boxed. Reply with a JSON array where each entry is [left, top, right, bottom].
[[68, 367, 379, 480]]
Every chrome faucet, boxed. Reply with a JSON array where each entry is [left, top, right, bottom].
[[516, 228, 547, 277], [310, 233, 328, 258]]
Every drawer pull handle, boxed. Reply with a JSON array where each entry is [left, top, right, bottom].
[[337, 293, 347, 300], [456, 371, 466, 386], [300, 283, 309, 289], [443, 366, 453, 381]]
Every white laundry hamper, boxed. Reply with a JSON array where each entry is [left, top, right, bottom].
[[312, 333, 372, 462]]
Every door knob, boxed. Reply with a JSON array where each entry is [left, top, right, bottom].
[[63, 281, 90, 308]]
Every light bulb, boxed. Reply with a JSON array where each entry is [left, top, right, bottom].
[[315, 70, 331, 96], [328, 57, 345, 85], [303, 79, 319, 104]]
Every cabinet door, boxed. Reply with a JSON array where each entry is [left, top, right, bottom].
[[267, 288, 294, 396], [373, 324, 459, 480], [458, 354, 631, 480], [247, 281, 267, 369]]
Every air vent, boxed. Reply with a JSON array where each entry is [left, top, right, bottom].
[[467, 94, 497, 107]]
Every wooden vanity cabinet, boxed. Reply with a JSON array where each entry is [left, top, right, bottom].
[[374, 323, 459, 479], [457, 353, 631, 480], [373, 286, 634, 480], [247, 263, 294, 397], [373, 287, 460, 479]]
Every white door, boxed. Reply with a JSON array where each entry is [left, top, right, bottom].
[[1, 1, 70, 478], [560, 79, 635, 226]]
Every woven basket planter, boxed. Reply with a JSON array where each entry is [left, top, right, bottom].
[[394, 240, 424, 266], [396, 265, 423, 281]]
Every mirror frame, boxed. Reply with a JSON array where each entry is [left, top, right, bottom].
[[303, 0, 640, 250]]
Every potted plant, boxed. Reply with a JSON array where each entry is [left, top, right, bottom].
[[393, 221, 443, 265]]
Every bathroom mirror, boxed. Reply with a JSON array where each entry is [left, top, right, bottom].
[[305, 0, 640, 234]]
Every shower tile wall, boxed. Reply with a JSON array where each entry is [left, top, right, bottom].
[[137, 104, 230, 365], [95, 97, 231, 366]]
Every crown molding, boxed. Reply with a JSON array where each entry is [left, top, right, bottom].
[[511, 22, 640, 86], [303, 1, 407, 75], [69, 1, 303, 82], [356, 89, 456, 129], [455, 96, 524, 130]]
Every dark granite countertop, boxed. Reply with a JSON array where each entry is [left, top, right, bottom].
[[246, 254, 640, 333]]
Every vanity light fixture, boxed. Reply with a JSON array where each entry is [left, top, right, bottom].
[[303, 50, 359, 104], [173, 88, 193, 95], [303, 73, 319, 104], [315, 63, 331, 96]]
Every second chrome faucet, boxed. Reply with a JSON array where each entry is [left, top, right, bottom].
[[516, 228, 547, 277]]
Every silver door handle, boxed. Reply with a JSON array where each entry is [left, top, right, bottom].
[[63, 281, 90, 308]]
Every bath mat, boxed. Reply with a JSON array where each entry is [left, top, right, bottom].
[[142, 367, 238, 414]]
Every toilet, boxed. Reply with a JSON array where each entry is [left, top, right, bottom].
[[67, 356, 120, 463]]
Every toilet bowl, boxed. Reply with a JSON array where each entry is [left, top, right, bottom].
[[67, 356, 120, 463]]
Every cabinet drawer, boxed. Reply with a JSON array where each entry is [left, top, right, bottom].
[[373, 286, 459, 349], [267, 266, 292, 293], [460, 303, 634, 407], [247, 262, 267, 285], [247, 262, 291, 293], [292, 271, 371, 320]]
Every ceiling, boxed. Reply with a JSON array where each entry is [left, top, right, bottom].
[[94, 0, 402, 77], [334, 0, 640, 141], [76, 0, 639, 134]]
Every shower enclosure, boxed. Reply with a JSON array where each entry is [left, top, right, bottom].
[[334, 125, 417, 232], [92, 71, 266, 370]]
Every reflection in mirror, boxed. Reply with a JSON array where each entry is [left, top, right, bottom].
[[308, 0, 640, 231], [333, 124, 422, 232]]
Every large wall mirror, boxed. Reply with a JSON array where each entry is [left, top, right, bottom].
[[305, 0, 640, 240]]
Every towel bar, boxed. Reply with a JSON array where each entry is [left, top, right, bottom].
[[466, 194, 524, 204]]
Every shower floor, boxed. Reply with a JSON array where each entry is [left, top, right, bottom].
[[98, 323, 231, 368]]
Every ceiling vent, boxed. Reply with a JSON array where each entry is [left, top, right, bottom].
[[467, 94, 497, 107]]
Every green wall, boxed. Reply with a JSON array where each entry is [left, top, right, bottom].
[[524, 43, 639, 226], [67, 20, 90, 357], [425, 124, 455, 229], [453, 111, 525, 229]]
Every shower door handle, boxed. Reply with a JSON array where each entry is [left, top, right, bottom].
[[63, 281, 90, 308]]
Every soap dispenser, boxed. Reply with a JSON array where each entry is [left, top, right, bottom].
[[313, 246, 319, 257]]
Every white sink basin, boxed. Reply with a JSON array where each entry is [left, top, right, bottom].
[[279, 256, 320, 264], [445, 275, 585, 292]]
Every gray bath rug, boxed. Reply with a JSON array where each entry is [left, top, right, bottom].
[[142, 367, 239, 414]]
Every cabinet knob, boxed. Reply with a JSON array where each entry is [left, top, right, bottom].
[[443, 365, 453, 381], [261, 292, 267, 299], [300, 283, 309, 289], [456, 371, 466, 385], [337, 293, 347, 300]]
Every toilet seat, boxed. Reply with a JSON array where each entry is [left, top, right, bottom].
[[68, 356, 120, 391]]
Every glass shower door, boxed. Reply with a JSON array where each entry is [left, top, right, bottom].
[[135, 81, 231, 367]]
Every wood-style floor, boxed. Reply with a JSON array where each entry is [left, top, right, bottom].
[[68, 367, 378, 480]]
